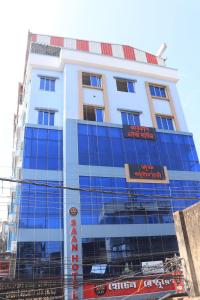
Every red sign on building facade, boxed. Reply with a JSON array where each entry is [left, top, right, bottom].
[[69, 208, 79, 299], [83, 277, 184, 299], [123, 125, 156, 140], [128, 164, 166, 180]]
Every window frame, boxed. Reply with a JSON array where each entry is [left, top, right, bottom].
[[120, 111, 141, 126], [149, 84, 168, 100], [156, 114, 175, 131], [115, 77, 136, 93], [83, 105, 104, 122], [39, 76, 57, 92], [37, 110, 55, 126], [82, 72, 102, 89]]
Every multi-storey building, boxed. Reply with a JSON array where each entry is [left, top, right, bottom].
[[9, 32, 200, 299]]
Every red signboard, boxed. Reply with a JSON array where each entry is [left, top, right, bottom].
[[123, 125, 156, 140], [83, 277, 184, 299], [0, 261, 10, 277], [129, 164, 166, 180]]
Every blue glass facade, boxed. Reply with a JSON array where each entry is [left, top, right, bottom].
[[19, 181, 63, 229], [82, 236, 178, 279], [23, 127, 63, 170], [79, 176, 199, 225], [78, 124, 200, 171], [16, 241, 63, 279], [16, 127, 64, 280]]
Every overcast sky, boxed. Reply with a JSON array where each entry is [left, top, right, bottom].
[[0, 0, 200, 219]]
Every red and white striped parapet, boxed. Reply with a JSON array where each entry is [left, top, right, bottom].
[[30, 33, 165, 66]]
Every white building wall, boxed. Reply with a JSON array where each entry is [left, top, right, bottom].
[[26, 69, 64, 127], [27, 53, 188, 132], [62, 63, 187, 131], [83, 88, 104, 106], [153, 99, 172, 116]]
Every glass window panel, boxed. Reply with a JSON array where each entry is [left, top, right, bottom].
[[116, 79, 128, 92], [82, 73, 91, 85], [155, 86, 161, 97], [45, 79, 50, 91], [160, 87, 166, 98], [127, 113, 134, 125], [134, 114, 140, 126], [95, 109, 103, 122], [44, 112, 49, 125], [40, 78, 45, 90], [49, 113, 55, 126], [127, 81, 135, 93], [121, 112, 128, 125], [50, 80, 55, 91], [167, 118, 174, 130], [162, 118, 168, 130], [38, 111, 43, 124], [83, 106, 96, 121], [156, 116, 162, 129], [96, 77, 101, 88], [90, 76, 98, 87], [149, 85, 155, 96]]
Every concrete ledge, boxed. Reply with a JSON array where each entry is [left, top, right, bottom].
[[81, 224, 175, 238], [18, 229, 63, 241], [21, 169, 63, 181], [79, 165, 200, 181]]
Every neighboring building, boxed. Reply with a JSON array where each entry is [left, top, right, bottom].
[[174, 202, 200, 298], [8, 32, 200, 299], [0, 221, 8, 253]]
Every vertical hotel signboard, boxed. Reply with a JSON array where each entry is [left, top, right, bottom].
[[69, 207, 80, 300]]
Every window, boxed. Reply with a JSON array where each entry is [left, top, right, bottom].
[[82, 73, 102, 88], [83, 106, 104, 122], [40, 77, 55, 92], [116, 78, 135, 93], [156, 115, 174, 130], [121, 111, 140, 126], [149, 85, 166, 98], [38, 111, 55, 126]]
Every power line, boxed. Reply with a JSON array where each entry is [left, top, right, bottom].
[[1, 176, 200, 202]]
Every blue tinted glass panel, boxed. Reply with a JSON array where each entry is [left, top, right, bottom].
[[155, 86, 160, 97], [127, 81, 134, 93], [38, 111, 43, 124], [45, 79, 50, 91], [79, 176, 200, 226], [121, 112, 128, 125], [50, 80, 55, 91], [134, 114, 140, 125], [160, 87, 166, 98], [96, 109, 103, 122], [40, 78, 45, 90], [127, 113, 134, 125], [149, 85, 155, 96], [162, 117, 168, 130], [156, 116, 162, 129], [49, 113, 55, 125], [19, 180, 63, 229], [23, 127, 63, 170], [44, 112, 49, 125], [167, 118, 174, 130], [78, 124, 200, 171], [16, 241, 63, 279], [90, 76, 97, 87]]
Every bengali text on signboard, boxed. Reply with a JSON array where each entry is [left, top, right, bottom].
[[129, 164, 166, 181], [123, 126, 156, 140]]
